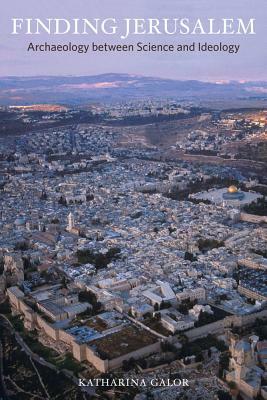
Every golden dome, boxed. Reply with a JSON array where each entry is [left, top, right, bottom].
[[228, 185, 238, 193]]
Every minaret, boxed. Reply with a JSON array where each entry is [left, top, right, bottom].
[[67, 212, 74, 231], [38, 221, 42, 231]]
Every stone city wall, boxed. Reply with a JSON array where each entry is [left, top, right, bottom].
[[58, 329, 74, 345], [240, 213, 267, 224], [185, 309, 267, 341], [107, 341, 161, 371], [35, 314, 59, 341], [85, 345, 108, 372]]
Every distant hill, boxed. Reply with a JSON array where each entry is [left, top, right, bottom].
[[0, 73, 267, 107]]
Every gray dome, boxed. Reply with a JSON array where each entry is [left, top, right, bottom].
[[235, 340, 251, 352], [14, 217, 26, 226]]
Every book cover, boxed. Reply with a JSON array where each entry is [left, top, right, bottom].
[[0, 1, 266, 400]]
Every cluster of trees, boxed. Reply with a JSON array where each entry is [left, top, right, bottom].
[[153, 301, 172, 311], [0, 299, 11, 314], [56, 352, 83, 375], [166, 176, 240, 201], [250, 185, 267, 196], [78, 290, 102, 314], [50, 218, 60, 224], [217, 390, 232, 400], [180, 334, 227, 360], [198, 238, 225, 253], [254, 318, 267, 341], [194, 310, 217, 327], [218, 352, 230, 378], [0, 258, 4, 275], [177, 299, 197, 315], [236, 141, 267, 163], [186, 149, 218, 156], [160, 341, 179, 354], [122, 357, 136, 371], [0, 111, 32, 136], [76, 247, 121, 269], [40, 191, 48, 200], [8, 314, 24, 332], [243, 197, 267, 216], [14, 241, 30, 251], [22, 331, 59, 364], [188, 197, 211, 205], [86, 194, 94, 201], [58, 196, 68, 206], [252, 248, 267, 258], [184, 251, 197, 262]]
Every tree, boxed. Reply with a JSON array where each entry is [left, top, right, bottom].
[[154, 312, 161, 321], [228, 381, 237, 390], [177, 299, 197, 315], [40, 191, 48, 200], [0, 258, 4, 275], [58, 196, 67, 206], [198, 238, 225, 253], [0, 300, 11, 314], [160, 301, 171, 310], [122, 357, 136, 372], [243, 196, 267, 216], [138, 359, 147, 369], [14, 241, 29, 251], [219, 352, 230, 378], [195, 353, 204, 362], [79, 307, 92, 318], [184, 251, 197, 262], [61, 276, 68, 288], [22, 256, 32, 270], [76, 247, 120, 269], [143, 312, 152, 319], [51, 218, 60, 224], [78, 290, 102, 314], [168, 226, 176, 234], [195, 310, 216, 327], [161, 341, 180, 356], [217, 390, 232, 400], [128, 309, 134, 317]]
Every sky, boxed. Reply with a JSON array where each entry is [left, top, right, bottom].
[[0, 0, 266, 81]]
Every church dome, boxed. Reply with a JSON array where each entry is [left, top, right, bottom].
[[14, 217, 26, 226], [235, 340, 251, 352], [228, 185, 238, 193]]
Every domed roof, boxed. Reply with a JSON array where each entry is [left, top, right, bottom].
[[235, 340, 251, 352], [228, 185, 238, 193], [14, 217, 26, 226]]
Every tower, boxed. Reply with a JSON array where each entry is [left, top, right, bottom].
[[38, 220, 42, 231], [67, 212, 74, 231]]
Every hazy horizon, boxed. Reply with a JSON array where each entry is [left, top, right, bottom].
[[0, 72, 266, 83]]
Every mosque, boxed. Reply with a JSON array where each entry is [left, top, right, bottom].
[[191, 185, 261, 206], [222, 185, 245, 201]]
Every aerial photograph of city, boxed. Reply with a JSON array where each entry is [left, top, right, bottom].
[[0, 1, 267, 400]]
